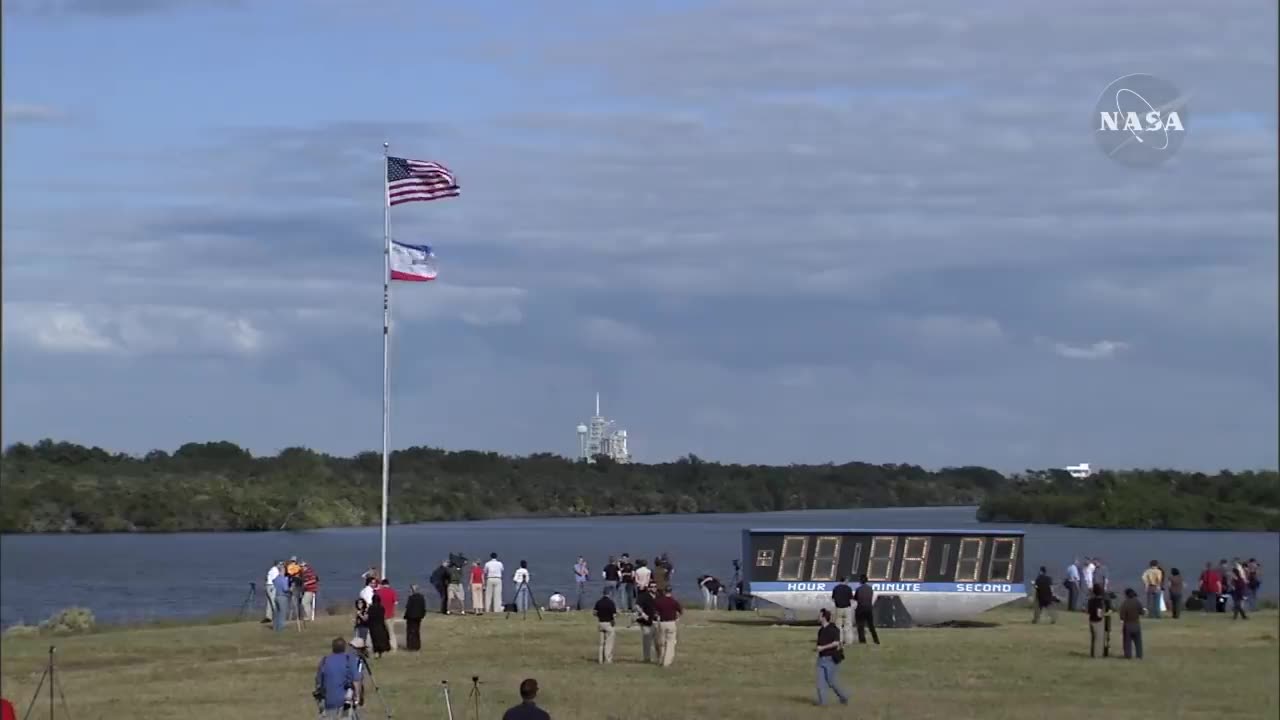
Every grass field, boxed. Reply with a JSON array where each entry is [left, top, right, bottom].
[[2, 605, 1277, 720]]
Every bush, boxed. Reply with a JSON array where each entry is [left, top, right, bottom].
[[40, 607, 95, 634], [2, 623, 38, 637]]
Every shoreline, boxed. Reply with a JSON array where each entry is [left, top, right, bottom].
[[0, 503, 982, 537]]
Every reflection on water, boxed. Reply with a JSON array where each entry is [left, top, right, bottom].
[[2, 506, 1276, 627]]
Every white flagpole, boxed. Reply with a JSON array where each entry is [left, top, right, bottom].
[[380, 141, 392, 580]]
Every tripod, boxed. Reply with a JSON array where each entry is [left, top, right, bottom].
[[440, 681, 454, 720], [22, 646, 73, 720], [236, 582, 256, 621], [466, 677, 482, 720], [505, 581, 543, 620], [354, 650, 392, 719]]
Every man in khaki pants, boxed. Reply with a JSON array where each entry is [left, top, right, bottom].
[[594, 587, 618, 663], [652, 587, 683, 667], [483, 553, 505, 613]]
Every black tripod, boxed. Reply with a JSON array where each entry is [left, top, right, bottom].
[[236, 582, 256, 621], [466, 677, 482, 720], [22, 646, 73, 720], [505, 581, 543, 620], [354, 649, 392, 719]]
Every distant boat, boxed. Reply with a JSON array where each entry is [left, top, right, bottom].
[[741, 528, 1026, 626]]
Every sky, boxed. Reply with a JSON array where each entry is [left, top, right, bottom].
[[1, 0, 1277, 471]]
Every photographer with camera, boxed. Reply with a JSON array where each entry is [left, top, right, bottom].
[[314, 637, 360, 719]]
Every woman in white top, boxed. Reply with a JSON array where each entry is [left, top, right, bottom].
[[513, 560, 532, 612]]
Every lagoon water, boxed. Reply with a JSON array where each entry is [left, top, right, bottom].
[[2, 506, 1277, 628]]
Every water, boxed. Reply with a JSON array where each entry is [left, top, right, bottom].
[[1, 506, 1276, 628]]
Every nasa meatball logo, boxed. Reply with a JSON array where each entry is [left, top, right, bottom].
[[1094, 73, 1188, 169]]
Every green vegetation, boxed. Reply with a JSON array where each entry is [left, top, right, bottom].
[[1, 439, 1276, 533], [978, 469, 1280, 532], [1, 606, 1276, 720]]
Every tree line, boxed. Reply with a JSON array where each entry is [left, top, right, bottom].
[[0, 439, 1275, 533], [976, 468, 1280, 531]]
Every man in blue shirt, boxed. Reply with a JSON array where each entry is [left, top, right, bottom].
[[271, 567, 291, 632], [315, 638, 357, 718]]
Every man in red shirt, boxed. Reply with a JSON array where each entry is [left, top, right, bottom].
[[1199, 562, 1223, 612], [376, 579, 400, 651], [652, 588, 683, 667], [1, 698, 16, 720], [300, 562, 320, 622]]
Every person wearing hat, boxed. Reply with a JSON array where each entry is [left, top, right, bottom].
[[501, 678, 550, 720]]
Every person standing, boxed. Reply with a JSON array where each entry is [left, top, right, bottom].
[[1167, 568, 1184, 619], [501, 679, 550, 720], [1141, 561, 1163, 619], [854, 575, 880, 645], [1231, 564, 1249, 620], [1086, 584, 1107, 658], [830, 577, 854, 645], [635, 581, 658, 663], [1064, 559, 1081, 611], [1082, 558, 1096, 597], [484, 553, 505, 614], [301, 562, 320, 622], [447, 563, 465, 614], [429, 561, 449, 615], [264, 561, 281, 624], [1118, 588, 1145, 659], [367, 594, 391, 659], [1094, 558, 1110, 594], [814, 609, 850, 706], [698, 575, 715, 610], [1033, 567, 1057, 624], [359, 576, 376, 607], [513, 561, 532, 612], [594, 587, 618, 664], [619, 554, 636, 611], [633, 560, 652, 594], [470, 560, 486, 615], [574, 557, 590, 611], [654, 560, 671, 594], [1246, 559, 1262, 611], [602, 556, 620, 591], [653, 587, 683, 667], [404, 584, 427, 651], [376, 579, 399, 651], [352, 598, 370, 644], [1199, 562, 1222, 613], [271, 565, 291, 632]]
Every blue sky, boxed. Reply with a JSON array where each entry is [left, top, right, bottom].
[[2, 0, 1277, 471]]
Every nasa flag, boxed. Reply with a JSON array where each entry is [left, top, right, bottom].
[[389, 240, 437, 282]]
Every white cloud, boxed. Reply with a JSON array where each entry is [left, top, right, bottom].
[[0, 0, 1275, 469], [1050, 339, 1131, 361], [2, 302, 264, 356]]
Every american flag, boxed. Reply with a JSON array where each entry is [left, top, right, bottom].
[[386, 156, 460, 205]]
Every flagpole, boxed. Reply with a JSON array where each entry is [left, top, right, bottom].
[[380, 141, 392, 580]]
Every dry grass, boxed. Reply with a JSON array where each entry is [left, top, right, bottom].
[[1, 606, 1277, 719]]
